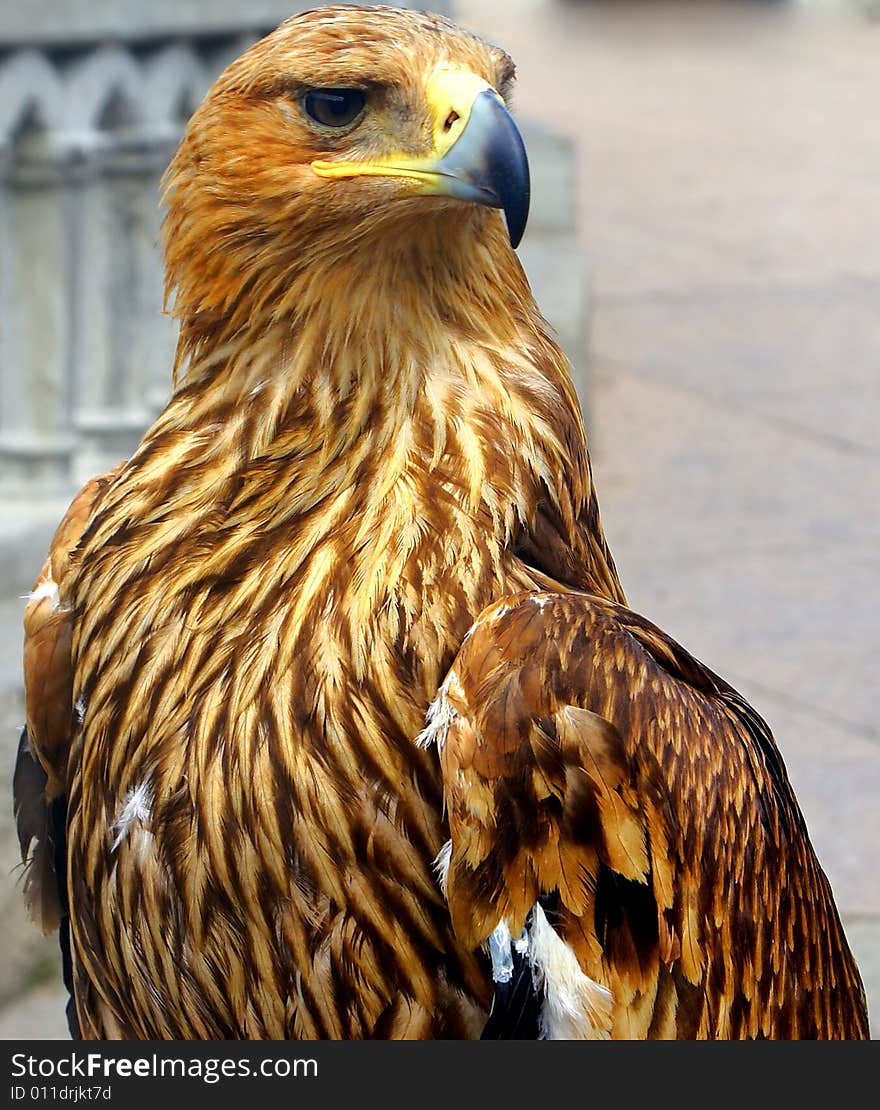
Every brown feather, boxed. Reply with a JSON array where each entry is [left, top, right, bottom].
[[429, 591, 869, 1039]]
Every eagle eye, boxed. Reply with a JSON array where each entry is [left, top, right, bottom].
[[303, 88, 366, 128]]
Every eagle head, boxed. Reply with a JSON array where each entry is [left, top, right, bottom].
[[162, 5, 530, 368]]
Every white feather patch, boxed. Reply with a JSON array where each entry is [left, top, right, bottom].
[[432, 839, 452, 897], [111, 780, 153, 852], [488, 921, 515, 984], [513, 931, 530, 957], [415, 673, 460, 750], [528, 904, 613, 1040], [26, 580, 60, 608]]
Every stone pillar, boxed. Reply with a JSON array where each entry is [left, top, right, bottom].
[[60, 48, 182, 486], [0, 127, 75, 492]]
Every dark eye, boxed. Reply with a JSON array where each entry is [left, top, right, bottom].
[[303, 88, 366, 128]]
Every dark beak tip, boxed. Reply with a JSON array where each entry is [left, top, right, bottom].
[[505, 183, 530, 249], [482, 93, 530, 248]]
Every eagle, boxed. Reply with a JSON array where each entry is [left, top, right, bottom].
[[13, 5, 869, 1040]]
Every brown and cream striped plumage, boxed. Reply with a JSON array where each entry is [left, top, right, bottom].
[[14, 6, 868, 1039]]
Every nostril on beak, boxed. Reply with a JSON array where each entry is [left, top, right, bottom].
[[443, 109, 460, 131]]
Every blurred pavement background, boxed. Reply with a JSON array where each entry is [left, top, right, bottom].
[[1, 0, 878, 1037]]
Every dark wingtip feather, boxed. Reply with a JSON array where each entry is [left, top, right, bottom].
[[13, 727, 45, 859], [480, 943, 540, 1040], [12, 728, 62, 935]]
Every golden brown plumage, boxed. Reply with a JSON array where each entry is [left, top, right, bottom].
[[424, 592, 868, 1038], [14, 5, 868, 1040]]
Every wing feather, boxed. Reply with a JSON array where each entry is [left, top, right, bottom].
[[427, 590, 869, 1039], [16, 467, 122, 935]]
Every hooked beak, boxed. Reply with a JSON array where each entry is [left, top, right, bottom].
[[422, 89, 530, 249], [311, 68, 531, 248]]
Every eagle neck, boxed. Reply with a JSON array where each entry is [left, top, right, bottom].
[[164, 217, 547, 475], [146, 218, 610, 593]]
